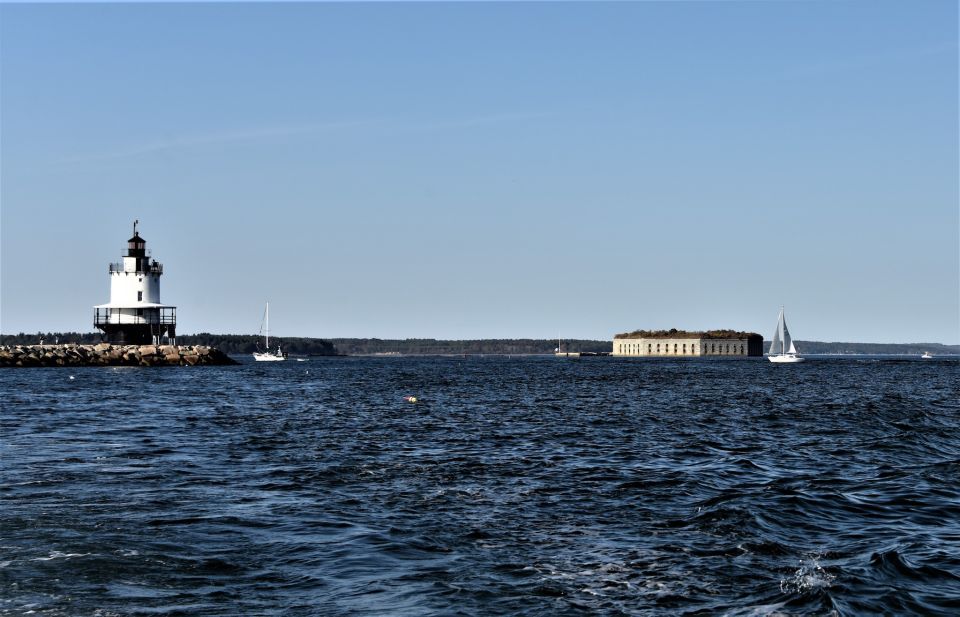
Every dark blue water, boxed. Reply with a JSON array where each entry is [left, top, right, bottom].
[[2, 356, 959, 616]]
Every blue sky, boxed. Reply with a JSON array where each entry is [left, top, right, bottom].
[[1, 1, 957, 343]]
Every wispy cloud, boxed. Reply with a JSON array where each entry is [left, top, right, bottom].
[[60, 111, 556, 165], [63, 119, 375, 164]]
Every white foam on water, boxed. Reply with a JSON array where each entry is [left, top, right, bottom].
[[31, 551, 90, 562], [779, 553, 835, 594]]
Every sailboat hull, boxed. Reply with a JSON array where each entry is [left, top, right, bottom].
[[253, 352, 285, 362], [768, 354, 804, 363]]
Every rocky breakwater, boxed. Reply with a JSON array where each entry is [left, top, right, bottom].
[[0, 344, 238, 367]]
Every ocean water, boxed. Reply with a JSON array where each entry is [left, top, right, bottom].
[[2, 356, 958, 616]]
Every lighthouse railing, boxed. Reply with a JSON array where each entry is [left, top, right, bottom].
[[94, 307, 177, 326], [109, 262, 163, 274]]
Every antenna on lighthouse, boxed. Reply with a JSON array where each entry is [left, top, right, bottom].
[[133, 219, 139, 236]]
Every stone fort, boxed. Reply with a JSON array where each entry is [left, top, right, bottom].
[[613, 329, 764, 357]]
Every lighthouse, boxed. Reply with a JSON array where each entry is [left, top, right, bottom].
[[93, 221, 177, 345]]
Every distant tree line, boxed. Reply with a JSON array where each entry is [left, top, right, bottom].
[[1, 332, 956, 356], [781, 341, 959, 355], [1, 332, 103, 345], [178, 333, 337, 355], [327, 338, 612, 355]]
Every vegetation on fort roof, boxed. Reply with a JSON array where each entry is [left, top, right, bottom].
[[614, 328, 762, 340]]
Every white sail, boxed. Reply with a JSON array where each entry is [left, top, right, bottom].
[[264, 302, 270, 348], [769, 309, 783, 355], [781, 312, 793, 352]]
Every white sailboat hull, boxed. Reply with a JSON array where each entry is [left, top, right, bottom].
[[768, 354, 804, 363], [252, 302, 285, 361]]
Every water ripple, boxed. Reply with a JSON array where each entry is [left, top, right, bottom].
[[1, 357, 958, 615]]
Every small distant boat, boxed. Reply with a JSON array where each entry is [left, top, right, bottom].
[[768, 307, 804, 363], [921, 351, 933, 359], [253, 302, 286, 362]]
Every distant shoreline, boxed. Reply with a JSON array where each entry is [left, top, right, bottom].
[[2, 333, 957, 357]]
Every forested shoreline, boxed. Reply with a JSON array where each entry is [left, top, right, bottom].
[[3, 332, 958, 356]]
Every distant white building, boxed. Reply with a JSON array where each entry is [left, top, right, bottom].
[[94, 221, 176, 345]]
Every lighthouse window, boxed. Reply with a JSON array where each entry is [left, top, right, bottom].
[[137, 291, 143, 301]]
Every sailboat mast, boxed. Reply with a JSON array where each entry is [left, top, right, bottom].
[[265, 302, 270, 348]]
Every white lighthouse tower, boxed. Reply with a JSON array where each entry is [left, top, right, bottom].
[[94, 221, 177, 345]]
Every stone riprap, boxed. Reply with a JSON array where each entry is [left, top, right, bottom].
[[0, 344, 238, 367]]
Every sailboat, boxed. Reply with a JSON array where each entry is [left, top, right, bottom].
[[253, 302, 286, 362], [768, 307, 804, 363]]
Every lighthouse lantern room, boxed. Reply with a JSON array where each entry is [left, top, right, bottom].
[[94, 221, 177, 345]]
